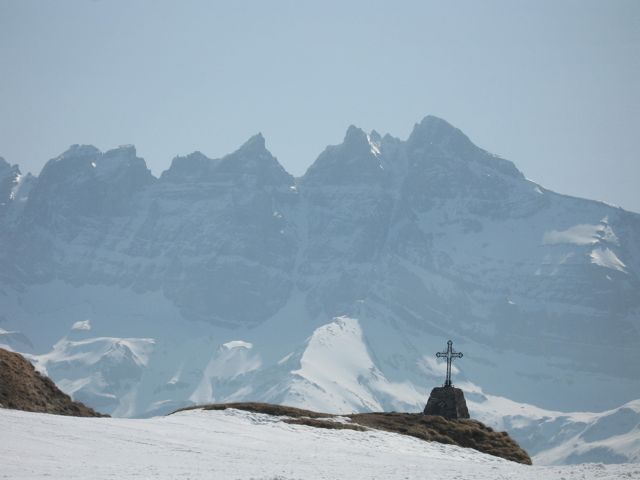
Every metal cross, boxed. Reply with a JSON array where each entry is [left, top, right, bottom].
[[436, 340, 463, 387]]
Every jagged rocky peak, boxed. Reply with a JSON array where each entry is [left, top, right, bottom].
[[226, 132, 275, 163], [163, 134, 293, 187], [55, 144, 101, 161], [406, 115, 523, 180], [161, 151, 219, 183], [302, 125, 389, 185], [43, 144, 102, 175], [0, 157, 21, 184], [24, 144, 154, 220], [215, 133, 294, 187], [406, 115, 484, 163], [0, 157, 22, 209], [344, 125, 384, 157], [407, 115, 468, 146], [341, 125, 384, 157], [97, 145, 154, 181], [237, 132, 267, 154], [36, 144, 98, 185], [343, 124, 368, 146], [39, 143, 153, 184], [162, 134, 293, 188], [40, 144, 100, 178], [102, 144, 137, 160]]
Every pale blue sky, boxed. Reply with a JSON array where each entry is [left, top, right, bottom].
[[1, 0, 639, 211]]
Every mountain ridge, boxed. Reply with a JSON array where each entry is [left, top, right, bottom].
[[1, 115, 635, 218], [0, 115, 638, 465]]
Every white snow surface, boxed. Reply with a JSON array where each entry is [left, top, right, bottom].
[[543, 220, 618, 246], [223, 340, 253, 349], [590, 247, 627, 272], [1, 408, 638, 480], [468, 390, 640, 465], [4, 313, 640, 465], [189, 340, 262, 404], [71, 320, 91, 331], [286, 317, 424, 413], [32, 336, 155, 372]]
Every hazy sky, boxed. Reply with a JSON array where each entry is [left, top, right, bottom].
[[1, 0, 638, 211]]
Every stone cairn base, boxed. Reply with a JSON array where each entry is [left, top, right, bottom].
[[423, 386, 470, 419]]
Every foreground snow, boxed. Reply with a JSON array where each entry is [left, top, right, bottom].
[[3, 315, 640, 464], [1, 408, 638, 480]]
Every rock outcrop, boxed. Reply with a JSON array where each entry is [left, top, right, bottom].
[[424, 386, 470, 419], [0, 348, 106, 417]]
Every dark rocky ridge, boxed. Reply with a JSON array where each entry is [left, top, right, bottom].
[[173, 402, 532, 465], [0, 348, 106, 417]]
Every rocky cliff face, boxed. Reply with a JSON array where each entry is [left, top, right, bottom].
[[0, 116, 638, 463]]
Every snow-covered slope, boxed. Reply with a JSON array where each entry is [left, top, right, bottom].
[[1, 407, 638, 480], [3, 315, 638, 465], [28, 335, 155, 417], [1, 115, 639, 465], [469, 391, 640, 465], [281, 316, 424, 413]]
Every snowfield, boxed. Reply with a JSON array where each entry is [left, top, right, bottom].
[[1, 408, 638, 480]]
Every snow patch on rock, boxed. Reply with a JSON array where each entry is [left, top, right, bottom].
[[590, 247, 627, 273], [222, 340, 253, 350], [469, 389, 640, 465], [189, 341, 262, 404], [71, 320, 92, 331], [543, 220, 618, 246]]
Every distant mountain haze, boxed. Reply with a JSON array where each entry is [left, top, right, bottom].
[[0, 116, 638, 463]]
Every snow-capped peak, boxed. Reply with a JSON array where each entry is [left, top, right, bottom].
[[284, 317, 424, 413]]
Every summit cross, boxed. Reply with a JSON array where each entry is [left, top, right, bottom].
[[436, 340, 463, 387]]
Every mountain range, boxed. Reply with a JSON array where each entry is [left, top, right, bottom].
[[1, 115, 639, 464]]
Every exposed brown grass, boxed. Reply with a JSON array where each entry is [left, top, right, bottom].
[[172, 402, 531, 465], [0, 347, 107, 417], [349, 412, 531, 465]]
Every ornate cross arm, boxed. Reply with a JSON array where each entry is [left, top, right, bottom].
[[436, 340, 463, 387]]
